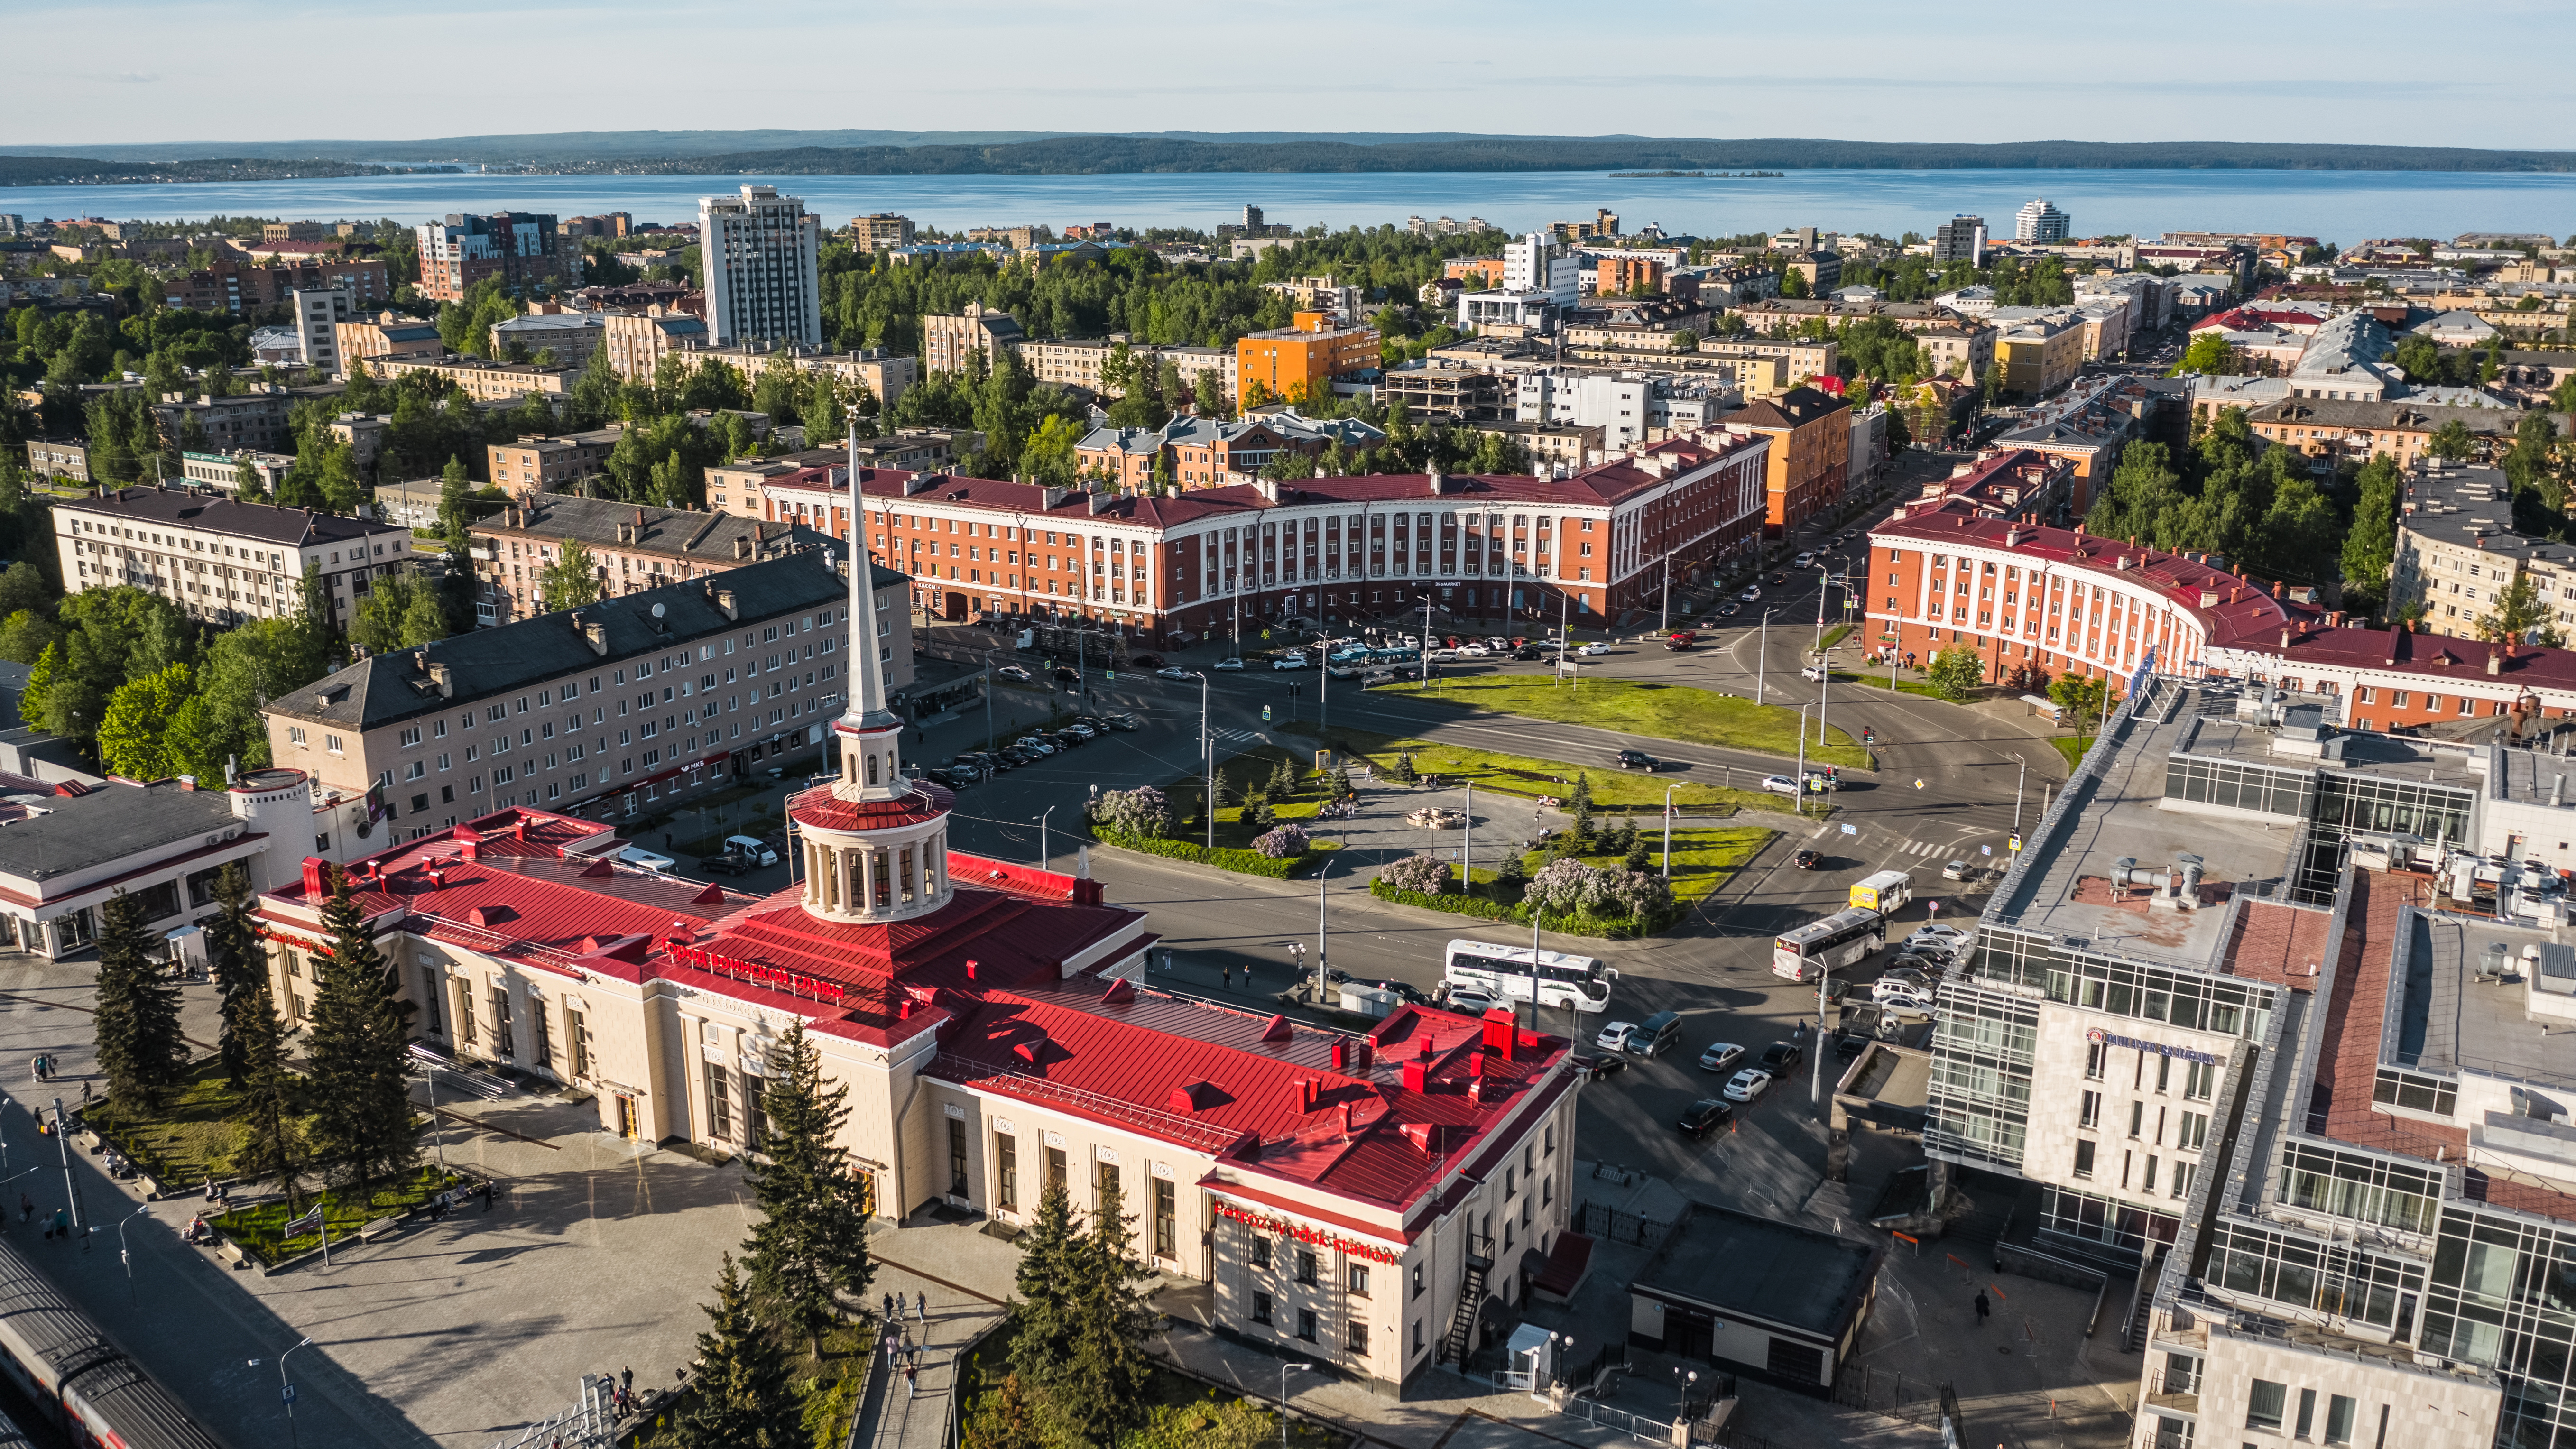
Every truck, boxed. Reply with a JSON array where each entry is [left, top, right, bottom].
[[1849, 869, 1912, 914], [1016, 623, 1129, 667]]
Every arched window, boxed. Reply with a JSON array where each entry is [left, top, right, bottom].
[[866, 753, 879, 785]]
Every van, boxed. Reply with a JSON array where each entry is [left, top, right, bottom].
[[619, 847, 677, 873], [1629, 1009, 1686, 1058], [722, 835, 780, 868]]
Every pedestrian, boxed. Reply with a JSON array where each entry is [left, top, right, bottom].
[[882, 1292, 896, 1322], [80, 1081, 90, 1107], [1221, 964, 1232, 989], [1974, 1290, 1990, 1324], [915, 1290, 926, 1322], [49, 1209, 65, 1242], [481, 1181, 494, 1212], [16, 1195, 27, 1225], [622, 1366, 633, 1396], [905, 1364, 917, 1399]]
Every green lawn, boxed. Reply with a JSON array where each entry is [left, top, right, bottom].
[[88, 1057, 273, 1186], [215, 1165, 464, 1264], [1372, 674, 1869, 769], [1313, 725, 1800, 816], [1533, 824, 1771, 906], [1831, 670, 1946, 701], [2050, 736, 2094, 770]]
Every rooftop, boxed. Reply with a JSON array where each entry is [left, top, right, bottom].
[[480, 496, 831, 560], [1630, 1201, 1881, 1343], [63, 487, 406, 546], [0, 777, 240, 887]]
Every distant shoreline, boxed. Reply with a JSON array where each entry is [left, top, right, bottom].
[[1607, 170, 1784, 179]]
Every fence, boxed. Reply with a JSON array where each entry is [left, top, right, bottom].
[[1827, 1366, 1961, 1438], [1577, 1201, 1681, 1250], [487, 1374, 629, 1449]]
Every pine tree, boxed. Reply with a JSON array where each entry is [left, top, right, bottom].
[[1268, 755, 1298, 798], [675, 1254, 803, 1449], [1036, 1182, 1159, 1447], [92, 890, 188, 1110], [230, 966, 304, 1211], [304, 868, 417, 1197], [1570, 771, 1595, 840], [205, 862, 263, 1088], [741, 1023, 875, 1357], [1009, 1180, 1081, 1388]]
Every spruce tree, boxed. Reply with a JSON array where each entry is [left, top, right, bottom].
[[92, 890, 188, 1110], [676, 1254, 803, 1449], [1268, 755, 1298, 798], [230, 969, 304, 1211], [304, 868, 417, 1198], [1009, 1180, 1081, 1389], [741, 1023, 875, 1357], [1570, 772, 1596, 841], [204, 862, 263, 1089], [1037, 1182, 1159, 1447]]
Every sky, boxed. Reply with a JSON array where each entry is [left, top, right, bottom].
[[9, 0, 2576, 151]]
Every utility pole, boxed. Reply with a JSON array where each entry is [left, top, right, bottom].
[[1199, 673, 1215, 850], [1315, 857, 1332, 1002], [1794, 706, 1810, 818], [1758, 610, 1772, 706], [1811, 969, 1827, 1105], [1662, 784, 1677, 879], [53, 1098, 82, 1233], [2014, 759, 2027, 838], [1462, 778, 1474, 895], [981, 654, 993, 753]]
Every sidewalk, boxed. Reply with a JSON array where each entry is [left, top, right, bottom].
[[852, 1228, 1009, 1449]]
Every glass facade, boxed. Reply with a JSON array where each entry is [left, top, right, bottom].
[[2275, 1142, 2442, 1236], [2423, 1206, 2576, 1449], [2373, 1067, 2460, 1119], [2165, 753, 2317, 819], [2313, 773, 2473, 846], [1926, 982, 2038, 1169], [2207, 1218, 2425, 1331], [1976, 929, 2276, 1041]]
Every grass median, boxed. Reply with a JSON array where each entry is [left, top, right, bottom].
[[1375, 674, 1869, 770], [1282, 721, 1799, 815]]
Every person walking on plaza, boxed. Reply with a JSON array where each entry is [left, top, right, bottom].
[[1974, 1290, 1990, 1325], [915, 1291, 926, 1323], [905, 1364, 917, 1399]]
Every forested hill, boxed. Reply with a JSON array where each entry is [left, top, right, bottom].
[[483, 136, 2576, 174], [0, 156, 434, 185]]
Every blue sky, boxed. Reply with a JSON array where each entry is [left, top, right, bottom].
[[9, 0, 2575, 150]]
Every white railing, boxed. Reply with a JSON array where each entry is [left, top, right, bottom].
[[488, 1374, 620, 1449]]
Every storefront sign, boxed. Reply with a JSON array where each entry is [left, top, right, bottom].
[[1212, 1200, 1401, 1264], [667, 942, 849, 1003], [2085, 1027, 2219, 1064]]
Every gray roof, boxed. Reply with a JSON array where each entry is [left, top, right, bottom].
[[492, 313, 605, 336], [63, 487, 405, 546], [0, 778, 238, 883], [482, 495, 831, 561], [1632, 1201, 1881, 1342], [269, 552, 907, 731], [2292, 311, 2392, 377]]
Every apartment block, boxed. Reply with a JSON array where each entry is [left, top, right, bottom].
[[701, 185, 822, 347], [168, 258, 391, 314], [1932, 215, 1987, 266], [1995, 314, 2086, 396], [600, 310, 711, 381], [335, 312, 443, 373], [372, 354, 574, 406], [923, 303, 1025, 375], [1732, 386, 1852, 533], [470, 495, 831, 627], [850, 214, 915, 251], [288, 288, 356, 371], [23, 439, 91, 484], [490, 310, 607, 368], [1237, 319, 1379, 403], [416, 212, 580, 303], [179, 449, 293, 494], [488, 428, 628, 500], [1011, 337, 1235, 401], [56, 485, 415, 628]]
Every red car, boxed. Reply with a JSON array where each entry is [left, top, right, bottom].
[[1664, 631, 1698, 651]]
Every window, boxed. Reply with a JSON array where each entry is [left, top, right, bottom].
[[1349, 1264, 1371, 1295], [2130, 1100, 2145, 1138], [948, 1117, 970, 1197], [1044, 1146, 1066, 1192], [1252, 1292, 1272, 1325], [2085, 1041, 2107, 1080], [1296, 1250, 1318, 1285], [2325, 1394, 2357, 1446], [997, 1134, 1017, 1212], [708, 1064, 732, 1139], [1296, 1309, 1317, 1342], [490, 988, 514, 1059], [1413, 1320, 1424, 1355], [1348, 1321, 1369, 1354], [1096, 1160, 1120, 1211], [2185, 1060, 2216, 1101], [2245, 1378, 2287, 1431], [2074, 1139, 2096, 1179], [2295, 1386, 2317, 1438], [1251, 1236, 1271, 1269], [530, 1003, 553, 1069], [1412, 1263, 1425, 1299], [2080, 1091, 2101, 1129], [1153, 1179, 1176, 1259], [568, 1009, 591, 1078]]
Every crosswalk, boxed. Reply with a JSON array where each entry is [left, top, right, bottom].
[[1210, 727, 1264, 744]]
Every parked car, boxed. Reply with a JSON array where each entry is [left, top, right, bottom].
[[1446, 988, 1501, 1016], [1456, 643, 1492, 657], [1595, 1021, 1641, 1052], [1130, 653, 1164, 669], [722, 835, 780, 868], [1060, 723, 1099, 740], [1875, 982, 1936, 1010], [1571, 1053, 1630, 1082], [1721, 1068, 1773, 1103], [1792, 849, 1821, 869], [1697, 1042, 1746, 1074], [1615, 750, 1658, 771], [1155, 666, 1194, 681], [997, 664, 1034, 682], [1677, 1098, 1737, 1140], [1015, 737, 1056, 756], [1760, 1040, 1805, 1072], [699, 850, 756, 876], [1760, 775, 1802, 796], [1214, 657, 1246, 671], [1907, 925, 1972, 951]]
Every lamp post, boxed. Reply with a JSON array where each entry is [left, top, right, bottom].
[[1672, 1366, 1698, 1421], [1279, 1362, 1314, 1448], [1034, 807, 1055, 869], [1315, 854, 1334, 1002], [1662, 784, 1678, 879], [1794, 705, 1811, 817], [1757, 610, 1773, 706], [115, 1203, 146, 1303], [1192, 671, 1213, 850], [250, 1337, 316, 1449]]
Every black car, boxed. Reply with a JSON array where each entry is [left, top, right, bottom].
[[1130, 653, 1164, 669], [1512, 646, 1545, 661], [1052, 666, 1080, 683], [1792, 849, 1821, 869], [1760, 1040, 1805, 1072], [699, 850, 756, 877], [1571, 1053, 1630, 1082], [1677, 1098, 1736, 1140], [999, 746, 1038, 766], [1615, 750, 1658, 771], [1048, 730, 1087, 748]]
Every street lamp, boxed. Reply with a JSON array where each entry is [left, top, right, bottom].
[[1757, 610, 1774, 706], [250, 1337, 316, 1449], [1662, 784, 1678, 879], [114, 1203, 146, 1302], [1034, 807, 1055, 869], [1190, 671, 1212, 850], [1279, 1362, 1314, 1448], [1672, 1366, 1698, 1421], [1794, 705, 1812, 817]]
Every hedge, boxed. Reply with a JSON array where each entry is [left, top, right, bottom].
[[1366, 877, 1670, 939], [1092, 830, 1334, 879]]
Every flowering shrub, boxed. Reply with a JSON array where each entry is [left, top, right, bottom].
[[1094, 785, 1172, 840], [1379, 853, 1451, 895], [1251, 824, 1311, 858], [1603, 869, 1675, 921], [1523, 857, 1607, 914]]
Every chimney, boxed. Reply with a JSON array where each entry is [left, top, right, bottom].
[[2272, 580, 2284, 599], [1330, 1040, 1347, 1071], [734, 534, 753, 560], [429, 662, 453, 698], [964, 959, 978, 982], [582, 618, 608, 656], [1481, 1007, 1517, 1060], [2231, 586, 2241, 604], [2489, 648, 2504, 676], [1401, 1059, 1428, 1092], [715, 589, 738, 620], [299, 856, 329, 897]]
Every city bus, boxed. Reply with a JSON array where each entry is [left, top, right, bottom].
[[1442, 939, 1619, 1014], [1773, 908, 1887, 983], [1849, 870, 1913, 914]]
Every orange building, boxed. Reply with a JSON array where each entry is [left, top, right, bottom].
[[1731, 386, 1852, 535], [1443, 256, 1506, 286], [1593, 255, 1664, 296], [1235, 317, 1379, 404]]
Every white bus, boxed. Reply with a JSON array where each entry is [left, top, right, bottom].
[[1773, 908, 1887, 983], [1442, 939, 1619, 1014]]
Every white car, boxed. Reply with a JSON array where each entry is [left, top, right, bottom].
[[1738, 587, 1762, 601], [1155, 666, 1194, 680], [1941, 859, 1971, 881], [1447, 988, 1501, 1015], [1271, 655, 1308, 670], [1015, 737, 1056, 755], [1697, 1042, 1746, 1073], [1874, 979, 1936, 1008], [1908, 925, 1972, 948], [721, 835, 779, 868], [997, 664, 1034, 682], [1759, 775, 1802, 796], [1596, 1021, 1641, 1052], [1213, 657, 1246, 671], [1576, 642, 1610, 657], [1800, 664, 1827, 682], [1721, 1067, 1774, 1102], [1456, 643, 1492, 657], [1794, 552, 1816, 567]]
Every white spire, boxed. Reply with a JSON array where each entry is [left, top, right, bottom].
[[841, 434, 900, 737]]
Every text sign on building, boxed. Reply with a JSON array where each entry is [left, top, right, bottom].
[[2085, 1026, 2220, 1064]]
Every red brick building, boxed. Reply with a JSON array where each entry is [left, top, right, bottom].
[[168, 258, 392, 314], [860, 433, 1770, 638]]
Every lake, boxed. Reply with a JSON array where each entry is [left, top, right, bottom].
[[5, 168, 2575, 245]]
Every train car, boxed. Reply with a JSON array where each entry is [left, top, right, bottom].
[[0, 1229, 224, 1449]]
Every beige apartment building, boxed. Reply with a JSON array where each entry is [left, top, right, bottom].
[[850, 213, 914, 251], [600, 309, 713, 381], [262, 551, 911, 853], [1013, 338, 1237, 400], [1995, 314, 2085, 396], [1698, 339, 1839, 391], [2387, 464, 2576, 639], [471, 494, 831, 626], [923, 303, 1024, 375], [334, 312, 443, 375], [688, 344, 918, 415], [489, 428, 629, 499], [55, 486, 416, 628], [373, 354, 574, 405], [1911, 323, 1996, 381]]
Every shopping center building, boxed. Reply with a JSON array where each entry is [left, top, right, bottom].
[[252, 483, 1580, 1396]]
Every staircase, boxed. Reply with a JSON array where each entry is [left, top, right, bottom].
[[1440, 1237, 1496, 1366], [2124, 1246, 2167, 1351]]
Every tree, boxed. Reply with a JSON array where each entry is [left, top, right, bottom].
[[1013, 1179, 1159, 1448], [2340, 456, 2402, 616], [2428, 418, 2477, 463], [1569, 770, 1595, 839], [203, 862, 265, 1089], [2477, 570, 2559, 646], [2050, 673, 2111, 744], [227, 949, 302, 1208], [962, 1372, 1045, 1449], [2170, 332, 2235, 377], [1193, 369, 1227, 420], [95, 662, 193, 780], [92, 890, 188, 1110], [537, 537, 602, 611], [674, 1255, 804, 1449], [232, 458, 269, 504], [303, 868, 417, 1197], [741, 1022, 876, 1357], [1926, 646, 1987, 701]]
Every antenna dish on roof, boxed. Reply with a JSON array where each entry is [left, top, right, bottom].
[[651, 603, 665, 619]]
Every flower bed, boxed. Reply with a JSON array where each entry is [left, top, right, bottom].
[[1092, 829, 1337, 880]]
